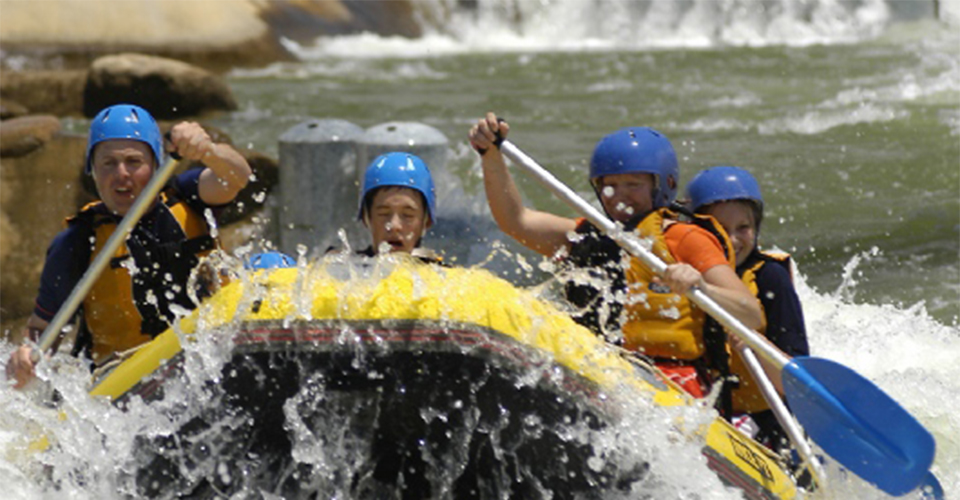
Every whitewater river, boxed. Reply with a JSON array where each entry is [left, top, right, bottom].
[[2, 1, 958, 498]]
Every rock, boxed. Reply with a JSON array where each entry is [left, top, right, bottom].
[[260, 0, 421, 41], [0, 205, 19, 267], [217, 212, 270, 255], [0, 115, 62, 158], [0, 0, 290, 71], [159, 121, 234, 147], [0, 315, 30, 344], [0, 1, 430, 71], [84, 53, 238, 119], [0, 70, 88, 116], [214, 149, 279, 226], [0, 99, 30, 120], [0, 134, 88, 320]]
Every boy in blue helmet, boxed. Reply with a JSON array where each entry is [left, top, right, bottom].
[[7, 104, 251, 389], [469, 112, 762, 398], [687, 166, 809, 447], [356, 152, 439, 261]]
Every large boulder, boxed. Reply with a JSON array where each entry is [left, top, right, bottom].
[[0, 99, 30, 120], [0, 0, 289, 71], [0, 133, 88, 322], [0, 70, 88, 117], [215, 149, 279, 227], [83, 53, 237, 119], [0, 1, 429, 70], [0, 115, 62, 158]]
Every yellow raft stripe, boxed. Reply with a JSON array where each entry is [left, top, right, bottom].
[[93, 261, 686, 406], [705, 418, 797, 499], [88, 259, 795, 498]]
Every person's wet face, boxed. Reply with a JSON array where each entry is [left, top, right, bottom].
[[596, 173, 656, 223], [704, 200, 757, 267], [91, 140, 155, 215], [365, 187, 431, 254]]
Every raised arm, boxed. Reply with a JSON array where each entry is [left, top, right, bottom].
[[468, 113, 577, 257], [167, 122, 251, 206]]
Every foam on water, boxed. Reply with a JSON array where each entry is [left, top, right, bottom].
[[274, 0, 898, 62], [796, 271, 960, 494]]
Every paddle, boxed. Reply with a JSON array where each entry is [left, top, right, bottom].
[[33, 156, 180, 358], [495, 139, 935, 497], [735, 344, 826, 486]]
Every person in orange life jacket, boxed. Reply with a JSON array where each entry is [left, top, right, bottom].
[[468, 112, 763, 397], [686, 166, 809, 448], [354, 152, 442, 263], [6, 104, 251, 389]]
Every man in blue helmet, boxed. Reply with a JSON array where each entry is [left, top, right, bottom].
[[687, 166, 809, 447], [469, 112, 762, 397], [7, 104, 251, 389], [355, 152, 440, 261]]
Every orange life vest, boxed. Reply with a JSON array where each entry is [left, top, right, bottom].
[[70, 191, 218, 362], [621, 208, 736, 360]]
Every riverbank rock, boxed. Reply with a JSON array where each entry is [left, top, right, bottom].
[[216, 149, 279, 226], [0, 0, 426, 71], [0, 133, 87, 322], [0, 115, 62, 158], [83, 53, 237, 119], [0, 70, 87, 117], [0, 100, 30, 120], [0, 0, 287, 71]]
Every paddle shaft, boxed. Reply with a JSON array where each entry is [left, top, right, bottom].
[[738, 345, 825, 485], [498, 139, 829, 482], [34, 158, 180, 356], [499, 140, 791, 369]]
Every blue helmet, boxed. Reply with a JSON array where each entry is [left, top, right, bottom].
[[85, 104, 163, 175], [358, 152, 436, 222], [686, 166, 764, 215], [246, 252, 296, 270], [589, 127, 679, 209]]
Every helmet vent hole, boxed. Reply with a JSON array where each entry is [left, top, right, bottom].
[[387, 125, 397, 132]]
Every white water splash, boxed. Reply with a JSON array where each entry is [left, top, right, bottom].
[[0, 251, 957, 498], [271, 0, 899, 62]]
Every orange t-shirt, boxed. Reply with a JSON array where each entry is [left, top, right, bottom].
[[663, 222, 729, 273]]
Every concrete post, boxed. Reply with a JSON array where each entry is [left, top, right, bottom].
[[277, 119, 364, 255]]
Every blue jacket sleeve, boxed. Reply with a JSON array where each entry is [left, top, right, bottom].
[[173, 167, 231, 213], [755, 263, 810, 357], [34, 225, 92, 322]]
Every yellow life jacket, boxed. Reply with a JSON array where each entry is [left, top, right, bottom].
[[729, 251, 793, 413], [70, 190, 218, 362], [621, 208, 736, 360]]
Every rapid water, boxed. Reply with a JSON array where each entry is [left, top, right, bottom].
[[2, 0, 958, 498]]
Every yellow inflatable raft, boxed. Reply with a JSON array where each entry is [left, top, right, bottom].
[[89, 256, 803, 499]]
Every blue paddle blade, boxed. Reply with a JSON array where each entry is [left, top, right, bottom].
[[918, 472, 944, 500], [782, 357, 935, 496]]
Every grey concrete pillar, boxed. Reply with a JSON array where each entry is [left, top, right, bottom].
[[277, 119, 364, 255]]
